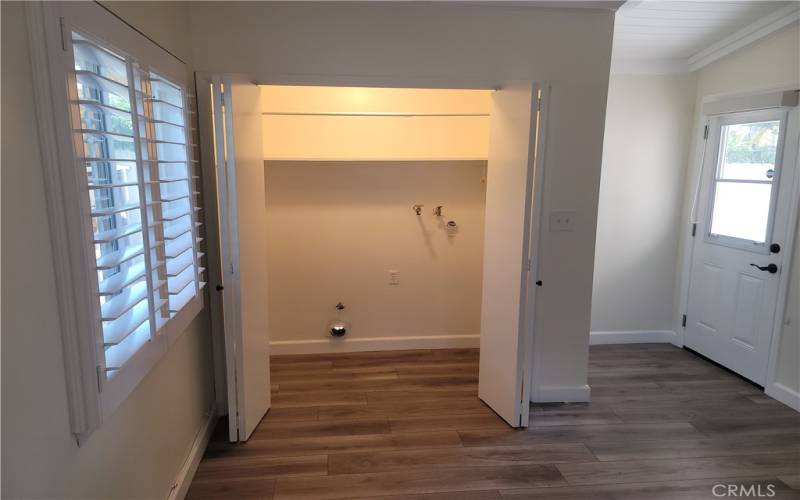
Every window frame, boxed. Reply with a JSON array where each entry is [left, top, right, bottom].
[[704, 108, 789, 254], [29, 1, 204, 443]]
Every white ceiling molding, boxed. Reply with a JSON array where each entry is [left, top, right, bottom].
[[688, 3, 800, 71], [611, 58, 690, 76]]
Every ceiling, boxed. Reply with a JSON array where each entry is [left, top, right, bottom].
[[612, 1, 798, 73]]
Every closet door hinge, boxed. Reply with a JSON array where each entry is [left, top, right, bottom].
[[95, 365, 103, 392], [59, 17, 68, 51], [682, 314, 687, 328], [536, 97, 542, 112], [691, 223, 697, 237], [703, 125, 709, 140]]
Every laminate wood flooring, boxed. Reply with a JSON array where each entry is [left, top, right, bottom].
[[188, 344, 800, 499]]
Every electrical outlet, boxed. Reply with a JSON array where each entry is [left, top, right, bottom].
[[388, 270, 400, 285], [549, 210, 576, 232]]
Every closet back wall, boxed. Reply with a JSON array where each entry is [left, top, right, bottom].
[[265, 160, 486, 353], [261, 86, 490, 353]]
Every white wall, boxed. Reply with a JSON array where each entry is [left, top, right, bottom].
[[265, 160, 486, 352], [188, 2, 615, 395], [592, 74, 697, 336], [1, 2, 216, 498], [677, 23, 800, 397], [261, 86, 492, 161]]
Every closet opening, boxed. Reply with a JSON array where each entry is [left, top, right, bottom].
[[200, 79, 546, 442]]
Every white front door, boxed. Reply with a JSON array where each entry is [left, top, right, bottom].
[[210, 76, 271, 441], [479, 82, 543, 427], [686, 107, 799, 385]]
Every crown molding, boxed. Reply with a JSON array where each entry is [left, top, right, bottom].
[[688, 3, 800, 72]]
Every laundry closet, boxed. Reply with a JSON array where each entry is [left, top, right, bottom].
[[261, 85, 489, 354], [199, 78, 546, 441]]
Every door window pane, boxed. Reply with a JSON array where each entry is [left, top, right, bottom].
[[718, 120, 779, 181], [710, 182, 772, 243], [709, 119, 781, 245]]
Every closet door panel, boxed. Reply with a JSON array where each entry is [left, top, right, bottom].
[[479, 81, 538, 427], [227, 77, 270, 441]]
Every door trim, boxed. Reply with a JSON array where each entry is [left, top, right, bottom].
[[676, 87, 800, 404], [525, 84, 551, 406], [195, 73, 229, 418]]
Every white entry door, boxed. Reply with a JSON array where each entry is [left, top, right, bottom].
[[210, 76, 271, 441], [686, 106, 799, 385], [479, 82, 544, 427]]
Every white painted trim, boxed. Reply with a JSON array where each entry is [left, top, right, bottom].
[[675, 112, 713, 348], [766, 111, 800, 401], [533, 384, 591, 403], [688, 4, 800, 72], [610, 58, 690, 76], [765, 382, 800, 413], [703, 89, 799, 116], [194, 73, 229, 420], [526, 83, 551, 415], [25, 1, 102, 443], [590, 330, 677, 345], [166, 408, 217, 500], [270, 335, 480, 355]]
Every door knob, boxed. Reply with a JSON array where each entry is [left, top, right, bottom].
[[750, 263, 778, 274], [216, 284, 225, 291]]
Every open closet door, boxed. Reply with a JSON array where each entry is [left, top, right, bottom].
[[479, 82, 542, 428], [211, 76, 270, 442]]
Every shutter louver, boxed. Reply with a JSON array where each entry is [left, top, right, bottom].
[[69, 32, 202, 378]]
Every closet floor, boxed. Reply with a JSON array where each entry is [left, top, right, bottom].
[[187, 345, 800, 499]]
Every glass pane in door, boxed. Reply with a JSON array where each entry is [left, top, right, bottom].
[[710, 182, 772, 242], [709, 119, 781, 245], [718, 120, 780, 181]]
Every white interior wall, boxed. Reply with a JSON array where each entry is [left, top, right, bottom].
[[0, 2, 216, 498], [188, 1, 615, 397], [265, 160, 487, 353], [261, 86, 489, 354], [261, 86, 491, 161], [684, 24, 800, 397], [592, 73, 697, 341]]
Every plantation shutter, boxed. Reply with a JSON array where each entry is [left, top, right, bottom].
[[68, 31, 204, 379]]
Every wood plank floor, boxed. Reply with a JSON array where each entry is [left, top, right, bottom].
[[188, 344, 800, 499]]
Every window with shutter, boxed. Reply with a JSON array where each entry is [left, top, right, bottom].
[[69, 31, 206, 379], [28, 0, 207, 439]]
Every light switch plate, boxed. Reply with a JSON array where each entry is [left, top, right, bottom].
[[549, 210, 576, 232]]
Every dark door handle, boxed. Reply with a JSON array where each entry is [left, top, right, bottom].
[[750, 263, 778, 274], [216, 284, 225, 291]]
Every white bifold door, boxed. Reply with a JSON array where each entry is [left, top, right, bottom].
[[479, 82, 546, 427], [209, 76, 271, 441], [686, 105, 799, 385]]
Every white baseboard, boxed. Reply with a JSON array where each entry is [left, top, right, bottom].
[[590, 330, 677, 345], [766, 381, 800, 413], [533, 384, 591, 403], [167, 408, 217, 500], [270, 334, 479, 355]]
